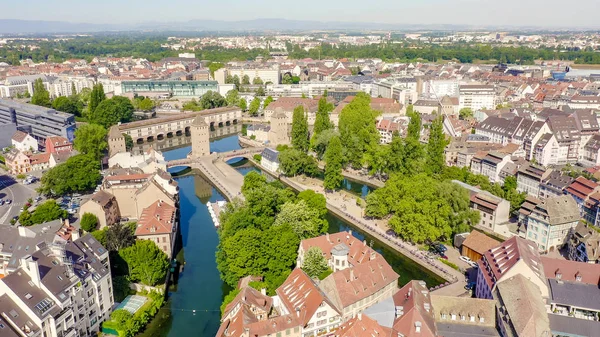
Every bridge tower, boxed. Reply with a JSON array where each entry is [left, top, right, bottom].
[[190, 115, 210, 159], [108, 125, 126, 157], [268, 110, 290, 145]]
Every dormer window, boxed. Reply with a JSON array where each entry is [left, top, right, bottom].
[[576, 274, 582, 282], [479, 316, 485, 323]]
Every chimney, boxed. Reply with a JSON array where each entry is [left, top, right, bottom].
[[350, 269, 355, 281], [326, 233, 331, 243], [357, 312, 362, 320], [261, 288, 266, 296], [363, 240, 367, 246]]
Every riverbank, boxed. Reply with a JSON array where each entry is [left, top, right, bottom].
[[251, 159, 463, 290]]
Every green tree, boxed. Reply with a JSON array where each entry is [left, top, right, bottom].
[[311, 129, 338, 160], [137, 97, 155, 111], [255, 86, 265, 97], [89, 83, 106, 115], [324, 136, 344, 191], [426, 117, 448, 175], [278, 149, 318, 177], [199, 90, 227, 110], [38, 154, 102, 196], [503, 176, 517, 192], [232, 75, 240, 90], [80, 213, 99, 232], [73, 123, 108, 159], [239, 98, 247, 111], [263, 96, 274, 109], [242, 74, 250, 85], [90, 97, 134, 128], [225, 89, 240, 106], [338, 93, 380, 168], [291, 105, 309, 152], [253, 77, 263, 85], [297, 189, 327, 218], [105, 222, 137, 252], [119, 240, 169, 286], [208, 62, 224, 78], [79, 87, 92, 105], [249, 97, 261, 116], [274, 200, 328, 239], [313, 96, 333, 136], [123, 134, 134, 151], [25, 200, 68, 225], [52, 96, 79, 115], [302, 247, 329, 278], [407, 108, 422, 141], [110, 309, 133, 327], [31, 78, 51, 107], [459, 108, 473, 120], [281, 73, 293, 84]]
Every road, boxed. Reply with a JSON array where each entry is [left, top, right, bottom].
[[0, 174, 38, 224]]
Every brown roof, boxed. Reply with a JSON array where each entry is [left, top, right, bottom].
[[105, 173, 152, 182], [566, 176, 598, 200], [28, 152, 51, 165], [89, 190, 115, 207], [540, 257, 600, 285], [266, 97, 319, 112], [11, 130, 29, 143], [300, 232, 378, 267], [276, 268, 338, 326], [135, 200, 175, 236], [335, 314, 392, 337], [46, 136, 70, 146], [392, 281, 437, 337], [222, 286, 273, 319], [461, 230, 501, 256], [320, 257, 399, 309]]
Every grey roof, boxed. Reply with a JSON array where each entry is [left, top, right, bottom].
[[0, 221, 65, 270], [331, 243, 349, 257], [435, 323, 500, 337], [66, 234, 110, 282], [531, 195, 580, 226], [362, 293, 395, 328], [31, 247, 78, 301], [261, 148, 279, 163], [414, 99, 440, 107], [1, 269, 61, 319], [549, 313, 600, 337], [549, 279, 600, 311], [0, 294, 40, 336], [542, 170, 573, 190]]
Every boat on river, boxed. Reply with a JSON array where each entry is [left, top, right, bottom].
[[207, 200, 227, 227]]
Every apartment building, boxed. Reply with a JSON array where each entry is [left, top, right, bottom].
[[375, 117, 409, 144], [215, 65, 280, 85], [568, 95, 600, 110], [459, 85, 495, 111], [516, 164, 549, 198], [538, 170, 573, 200], [565, 177, 600, 225], [0, 100, 76, 142], [453, 181, 510, 235], [79, 190, 120, 229], [11, 130, 38, 152], [421, 78, 459, 98], [0, 234, 113, 337], [526, 195, 580, 253], [121, 80, 218, 98], [567, 222, 600, 263], [263, 97, 318, 124]]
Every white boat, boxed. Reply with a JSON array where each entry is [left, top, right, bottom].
[[207, 200, 227, 227]]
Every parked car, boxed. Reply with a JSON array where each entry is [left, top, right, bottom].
[[459, 256, 473, 264], [34, 196, 42, 202], [5, 199, 11, 205], [464, 281, 476, 290], [385, 229, 397, 237], [0, 199, 4, 205]]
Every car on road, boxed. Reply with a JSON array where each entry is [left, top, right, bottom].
[[0, 200, 4, 205], [459, 256, 478, 268], [5, 199, 11, 205], [385, 229, 397, 237], [34, 196, 42, 202]]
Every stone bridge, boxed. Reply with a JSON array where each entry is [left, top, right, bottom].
[[166, 147, 265, 201]]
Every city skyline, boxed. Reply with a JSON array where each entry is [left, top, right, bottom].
[[2, 0, 600, 29]]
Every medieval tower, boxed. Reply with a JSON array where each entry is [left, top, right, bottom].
[[190, 115, 210, 159], [108, 125, 126, 157]]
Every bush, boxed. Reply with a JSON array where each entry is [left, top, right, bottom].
[[253, 154, 262, 162], [80, 212, 99, 232], [439, 258, 460, 271], [16, 174, 26, 180], [19, 200, 68, 226], [102, 290, 164, 337]]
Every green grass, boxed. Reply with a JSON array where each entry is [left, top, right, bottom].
[[439, 258, 460, 271]]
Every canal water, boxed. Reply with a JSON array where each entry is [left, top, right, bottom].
[[147, 134, 443, 337]]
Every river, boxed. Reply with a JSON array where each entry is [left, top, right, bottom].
[[143, 133, 443, 337]]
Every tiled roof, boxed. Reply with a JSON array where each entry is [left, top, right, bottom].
[[222, 286, 272, 319], [135, 200, 175, 236], [461, 231, 501, 256], [540, 256, 600, 285], [566, 176, 598, 200], [301, 232, 378, 267], [392, 281, 436, 337], [11, 130, 29, 143], [335, 314, 392, 337], [430, 295, 497, 328], [276, 268, 337, 326], [88, 190, 115, 207]]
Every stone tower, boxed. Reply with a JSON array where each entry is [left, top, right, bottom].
[[190, 115, 210, 159], [108, 125, 126, 157], [268, 109, 290, 146]]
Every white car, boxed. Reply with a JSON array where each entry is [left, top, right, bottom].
[[460, 256, 478, 268]]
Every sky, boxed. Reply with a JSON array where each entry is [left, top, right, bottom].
[[2, 0, 599, 28]]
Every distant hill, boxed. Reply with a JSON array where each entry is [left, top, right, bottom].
[[0, 18, 478, 34]]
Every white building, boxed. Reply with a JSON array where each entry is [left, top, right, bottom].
[[422, 78, 459, 98], [260, 148, 280, 173], [49, 76, 95, 98], [108, 147, 167, 173], [11, 130, 38, 152], [526, 195, 580, 253], [217, 66, 280, 85], [459, 85, 496, 111], [0, 234, 114, 337]]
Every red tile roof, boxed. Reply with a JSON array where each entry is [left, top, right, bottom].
[[335, 314, 392, 337], [540, 257, 600, 285], [301, 232, 378, 267], [566, 177, 598, 200], [392, 281, 436, 337], [135, 200, 175, 236]]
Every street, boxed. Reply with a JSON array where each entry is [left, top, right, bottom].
[[0, 174, 38, 224]]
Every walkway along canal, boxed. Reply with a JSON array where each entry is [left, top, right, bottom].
[[142, 133, 444, 337]]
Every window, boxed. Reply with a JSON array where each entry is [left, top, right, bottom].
[[451, 314, 456, 320], [441, 313, 447, 320], [479, 317, 485, 323]]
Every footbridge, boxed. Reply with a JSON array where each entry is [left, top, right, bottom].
[[167, 147, 265, 201]]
